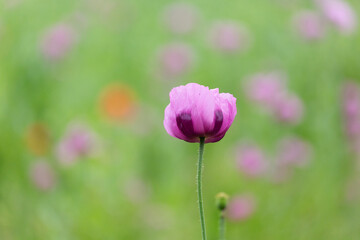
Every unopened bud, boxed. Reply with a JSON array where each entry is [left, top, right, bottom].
[[216, 192, 229, 211]]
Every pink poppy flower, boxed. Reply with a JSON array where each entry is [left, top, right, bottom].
[[164, 83, 237, 143]]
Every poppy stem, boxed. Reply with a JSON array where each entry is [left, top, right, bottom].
[[197, 137, 207, 240], [219, 212, 225, 240]]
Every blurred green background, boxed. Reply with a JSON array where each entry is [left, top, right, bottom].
[[1, 0, 360, 239]]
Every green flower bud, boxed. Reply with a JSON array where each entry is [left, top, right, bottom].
[[216, 192, 229, 211]]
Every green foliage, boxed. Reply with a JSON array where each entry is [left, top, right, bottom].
[[1, 0, 360, 239]]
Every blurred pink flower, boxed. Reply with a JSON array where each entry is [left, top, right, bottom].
[[162, 2, 199, 34], [56, 124, 96, 165], [271, 136, 312, 183], [41, 23, 76, 61], [345, 176, 360, 202], [293, 11, 326, 40], [226, 194, 256, 221], [342, 82, 360, 139], [29, 160, 56, 191], [244, 71, 304, 125], [236, 144, 267, 178], [157, 43, 195, 78], [341, 81, 360, 153], [272, 93, 304, 125], [245, 71, 286, 106], [277, 136, 312, 167], [209, 21, 250, 53], [317, 0, 357, 34], [343, 82, 360, 117]]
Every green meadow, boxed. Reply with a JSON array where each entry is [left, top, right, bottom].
[[1, 0, 360, 239]]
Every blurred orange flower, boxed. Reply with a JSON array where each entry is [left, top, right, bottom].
[[25, 123, 50, 156], [99, 84, 137, 122]]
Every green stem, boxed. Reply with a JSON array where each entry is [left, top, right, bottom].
[[197, 137, 207, 240], [219, 212, 225, 240]]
